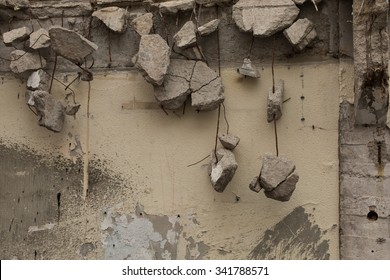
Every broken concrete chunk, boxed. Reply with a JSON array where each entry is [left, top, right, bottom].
[[0, 0, 29, 9], [49, 26, 98, 64], [174, 21, 197, 49], [3, 26, 30, 46], [267, 80, 284, 123], [30, 90, 65, 132], [218, 133, 240, 150], [232, 0, 299, 37], [133, 34, 171, 86], [198, 19, 220, 36], [191, 77, 224, 111], [190, 61, 218, 92], [92, 7, 127, 33], [208, 149, 238, 193], [25, 90, 35, 106], [27, 69, 50, 91], [260, 153, 295, 192], [29, 28, 50, 49], [238, 58, 260, 78], [131, 13, 153, 36], [10, 50, 46, 74], [264, 173, 299, 201], [283, 18, 317, 51], [65, 103, 81, 116], [249, 176, 262, 193], [159, 0, 195, 14]]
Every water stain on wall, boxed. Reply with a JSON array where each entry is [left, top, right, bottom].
[[249, 206, 330, 260]]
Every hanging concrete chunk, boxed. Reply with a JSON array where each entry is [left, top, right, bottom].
[[260, 153, 295, 192], [92, 7, 127, 33], [249, 176, 262, 193], [238, 58, 260, 78], [154, 59, 196, 109], [174, 21, 197, 49], [208, 149, 238, 193], [198, 19, 220, 36], [131, 13, 153, 36], [283, 18, 317, 51], [3, 27, 30, 47], [159, 0, 195, 14], [133, 34, 171, 86], [10, 50, 46, 74], [29, 90, 65, 132], [65, 103, 81, 116], [232, 0, 299, 37], [49, 26, 98, 64], [218, 133, 240, 150], [29, 28, 51, 49], [27, 70, 50, 91], [264, 173, 299, 201], [267, 80, 284, 123]]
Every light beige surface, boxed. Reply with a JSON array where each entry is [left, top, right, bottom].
[[0, 61, 343, 259]]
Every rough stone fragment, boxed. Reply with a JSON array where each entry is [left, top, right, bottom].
[[190, 61, 217, 92], [218, 133, 240, 150], [131, 13, 153, 36], [27, 70, 50, 91], [232, 0, 299, 37], [283, 18, 317, 51], [153, 59, 195, 109], [29, 1, 92, 19], [267, 80, 284, 123], [249, 176, 262, 193], [208, 149, 238, 193], [174, 21, 197, 49], [264, 173, 299, 201], [0, 0, 29, 9], [2, 27, 30, 46], [133, 34, 171, 86], [198, 19, 220, 36], [30, 90, 65, 132], [29, 28, 51, 49], [159, 0, 195, 14], [260, 153, 295, 192], [49, 26, 98, 64], [92, 7, 127, 33], [65, 103, 81, 116], [238, 58, 260, 78], [10, 50, 46, 74]]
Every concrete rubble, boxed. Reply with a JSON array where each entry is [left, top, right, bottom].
[[267, 80, 284, 123], [29, 28, 51, 49], [0, 0, 29, 9], [27, 70, 50, 91], [2, 27, 30, 47], [198, 19, 220, 36], [49, 26, 98, 64], [264, 173, 299, 201], [238, 58, 260, 78], [159, 0, 194, 14], [92, 7, 127, 33], [65, 102, 81, 116], [174, 21, 197, 49], [249, 176, 262, 193], [283, 18, 317, 51], [218, 133, 240, 150], [209, 148, 238, 193], [133, 34, 171, 86], [27, 90, 65, 132], [232, 0, 299, 37], [10, 50, 46, 74], [131, 13, 153, 36]]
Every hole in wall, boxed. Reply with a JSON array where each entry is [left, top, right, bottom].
[[367, 211, 378, 221]]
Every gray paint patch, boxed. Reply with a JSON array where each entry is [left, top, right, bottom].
[[185, 236, 210, 260], [249, 206, 330, 260]]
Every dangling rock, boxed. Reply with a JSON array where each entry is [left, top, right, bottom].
[[260, 153, 295, 192], [3, 27, 30, 47], [238, 58, 260, 78], [10, 50, 46, 74], [92, 7, 127, 33], [154, 59, 195, 109], [232, 0, 299, 37], [27, 69, 50, 91], [133, 34, 171, 86], [28, 90, 65, 132], [159, 0, 195, 14], [267, 80, 284, 123], [49, 26, 98, 64], [65, 103, 81, 116], [283, 18, 317, 51], [208, 149, 238, 193], [131, 13, 153, 36], [218, 133, 240, 150], [198, 19, 220, 36], [264, 173, 299, 202], [249, 176, 262, 193], [29, 28, 50, 49], [174, 21, 197, 49]]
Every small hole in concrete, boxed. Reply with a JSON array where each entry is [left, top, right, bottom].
[[300, 96, 305, 100], [301, 117, 305, 121], [103, 211, 107, 215], [139, 213, 143, 216], [371, 250, 374, 253], [112, 244, 115, 247], [367, 211, 378, 221], [177, 214, 180, 218]]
